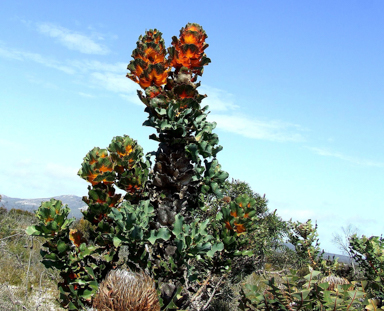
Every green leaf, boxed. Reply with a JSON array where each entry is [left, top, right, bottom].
[[84, 267, 96, 280], [216, 213, 223, 221], [348, 290, 365, 298], [156, 108, 167, 115], [197, 219, 209, 235], [211, 182, 222, 197], [173, 215, 184, 237], [68, 302, 77, 310], [241, 250, 254, 256], [207, 242, 224, 257], [196, 242, 211, 253], [103, 249, 116, 262], [148, 228, 171, 244], [113, 236, 122, 248], [318, 282, 329, 290], [304, 270, 321, 279], [185, 143, 199, 163], [82, 288, 97, 300], [160, 120, 171, 130], [76, 279, 87, 286], [26, 225, 40, 236], [300, 289, 310, 300], [57, 240, 68, 253], [88, 281, 99, 290], [43, 252, 58, 260]]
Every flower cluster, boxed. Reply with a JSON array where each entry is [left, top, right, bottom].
[[127, 23, 210, 91], [224, 195, 257, 234], [169, 23, 210, 76], [127, 29, 169, 89]]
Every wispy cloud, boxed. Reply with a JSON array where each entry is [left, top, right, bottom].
[[68, 59, 126, 73], [89, 72, 141, 105], [199, 85, 306, 142], [25, 74, 59, 89], [0, 45, 75, 74], [0, 41, 138, 103], [211, 114, 306, 142], [309, 147, 384, 167], [78, 92, 95, 98], [0, 35, 308, 137], [90, 72, 136, 94], [0, 157, 85, 198], [37, 23, 109, 55], [199, 86, 239, 111]]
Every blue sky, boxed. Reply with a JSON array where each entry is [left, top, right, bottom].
[[1, 1, 383, 253]]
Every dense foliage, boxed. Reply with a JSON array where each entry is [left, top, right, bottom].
[[241, 220, 384, 310], [26, 24, 269, 310], [23, 24, 384, 310]]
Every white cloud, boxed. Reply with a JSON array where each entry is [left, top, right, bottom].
[[0, 45, 75, 74], [78, 92, 95, 98], [0, 42, 139, 103], [45, 163, 79, 180], [309, 147, 384, 167], [88, 72, 142, 106], [199, 86, 238, 111], [119, 94, 142, 106], [0, 46, 23, 60], [211, 114, 306, 142], [25, 74, 58, 89], [68, 59, 126, 73], [0, 36, 307, 135], [90, 72, 136, 94], [0, 138, 23, 150], [196, 85, 306, 142], [37, 23, 109, 55], [0, 157, 85, 198]]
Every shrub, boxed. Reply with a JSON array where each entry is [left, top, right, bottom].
[[27, 23, 265, 310]]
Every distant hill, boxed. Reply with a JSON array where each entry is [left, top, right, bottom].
[[284, 243, 353, 264], [0, 194, 85, 219], [0, 194, 353, 264]]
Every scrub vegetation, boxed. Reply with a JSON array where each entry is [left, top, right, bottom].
[[1, 23, 382, 310]]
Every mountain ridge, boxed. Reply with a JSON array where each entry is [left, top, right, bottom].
[[0, 194, 85, 219]]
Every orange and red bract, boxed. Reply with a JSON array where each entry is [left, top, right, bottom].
[[116, 144, 133, 157], [69, 229, 84, 247], [127, 30, 169, 89], [234, 223, 246, 233], [178, 90, 195, 99], [225, 197, 257, 234], [126, 184, 141, 193], [45, 215, 54, 224], [169, 23, 209, 74]]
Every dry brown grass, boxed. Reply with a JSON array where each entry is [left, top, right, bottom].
[[0, 208, 64, 311]]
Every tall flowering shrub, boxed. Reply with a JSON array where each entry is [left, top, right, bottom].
[[27, 23, 261, 310]]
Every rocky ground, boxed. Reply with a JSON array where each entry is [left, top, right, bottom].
[[0, 283, 64, 311]]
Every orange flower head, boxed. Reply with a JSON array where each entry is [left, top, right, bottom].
[[234, 222, 246, 233], [126, 184, 141, 193], [45, 215, 54, 224], [117, 144, 133, 157], [127, 29, 169, 89], [87, 172, 98, 185], [69, 229, 85, 247], [169, 23, 210, 75], [225, 221, 233, 230]]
